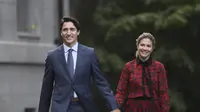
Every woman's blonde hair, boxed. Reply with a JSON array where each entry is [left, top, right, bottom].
[[135, 32, 156, 57]]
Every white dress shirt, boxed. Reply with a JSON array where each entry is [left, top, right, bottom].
[[63, 42, 78, 98]]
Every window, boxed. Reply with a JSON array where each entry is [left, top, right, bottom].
[[17, 0, 41, 38]]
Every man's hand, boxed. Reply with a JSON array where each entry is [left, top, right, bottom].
[[111, 109, 121, 112]]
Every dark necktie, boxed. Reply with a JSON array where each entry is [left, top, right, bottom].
[[67, 49, 74, 78]]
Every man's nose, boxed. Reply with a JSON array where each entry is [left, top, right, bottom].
[[66, 31, 71, 35]]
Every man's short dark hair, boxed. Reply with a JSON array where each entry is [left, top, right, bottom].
[[60, 16, 80, 31]]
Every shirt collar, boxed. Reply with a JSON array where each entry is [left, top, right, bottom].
[[63, 42, 78, 53], [136, 56, 152, 66]]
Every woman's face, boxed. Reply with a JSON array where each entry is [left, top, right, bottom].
[[137, 38, 153, 59]]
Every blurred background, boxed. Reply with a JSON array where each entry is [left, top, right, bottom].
[[0, 0, 200, 112]]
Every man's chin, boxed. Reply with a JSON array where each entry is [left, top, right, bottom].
[[63, 41, 77, 47], [64, 40, 73, 44]]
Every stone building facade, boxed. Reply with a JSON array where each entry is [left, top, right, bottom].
[[0, 0, 69, 111]]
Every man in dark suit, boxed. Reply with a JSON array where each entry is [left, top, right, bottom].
[[38, 16, 120, 112]]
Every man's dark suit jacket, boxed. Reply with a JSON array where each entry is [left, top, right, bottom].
[[38, 43, 118, 112]]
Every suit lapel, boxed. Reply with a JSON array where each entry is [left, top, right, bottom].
[[57, 45, 73, 81], [73, 44, 84, 81]]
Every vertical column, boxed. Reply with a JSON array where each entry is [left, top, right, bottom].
[[40, 0, 58, 43], [0, 6, 2, 39], [0, 0, 17, 41], [63, 0, 70, 16]]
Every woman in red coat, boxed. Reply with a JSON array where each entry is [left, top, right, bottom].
[[116, 33, 170, 112]]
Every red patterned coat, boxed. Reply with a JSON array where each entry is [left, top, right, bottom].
[[116, 58, 170, 112]]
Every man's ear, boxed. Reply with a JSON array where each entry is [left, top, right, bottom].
[[77, 31, 80, 35]]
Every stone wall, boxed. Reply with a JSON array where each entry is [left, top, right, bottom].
[[0, 0, 69, 111]]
